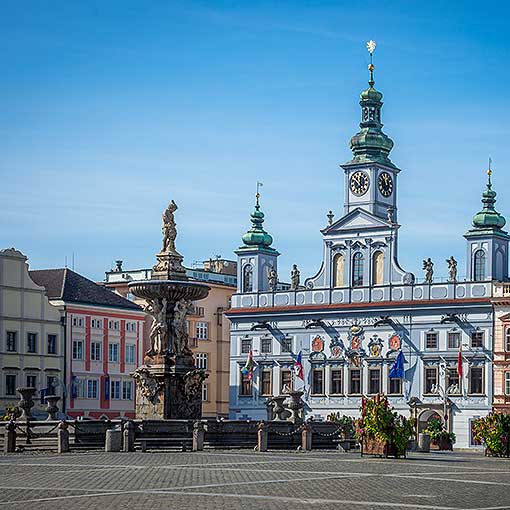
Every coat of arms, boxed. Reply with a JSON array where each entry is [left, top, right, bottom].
[[312, 335, 324, 353], [389, 334, 401, 351]]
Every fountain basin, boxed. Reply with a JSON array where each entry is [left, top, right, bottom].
[[128, 280, 210, 301]]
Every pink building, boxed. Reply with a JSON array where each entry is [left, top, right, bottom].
[[30, 269, 145, 419]]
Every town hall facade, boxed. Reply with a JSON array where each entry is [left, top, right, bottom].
[[226, 52, 508, 448]]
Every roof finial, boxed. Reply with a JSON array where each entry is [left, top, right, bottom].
[[366, 40, 376, 88], [487, 157, 492, 188], [256, 181, 263, 208]]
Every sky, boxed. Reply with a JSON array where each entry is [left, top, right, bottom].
[[1, 1, 510, 284]]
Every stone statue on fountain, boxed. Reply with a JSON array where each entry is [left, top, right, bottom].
[[129, 200, 210, 420]]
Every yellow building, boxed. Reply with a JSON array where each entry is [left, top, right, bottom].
[[0, 249, 64, 417], [103, 259, 235, 418]]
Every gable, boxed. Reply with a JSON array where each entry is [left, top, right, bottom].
[[321, 207, 393, 235]]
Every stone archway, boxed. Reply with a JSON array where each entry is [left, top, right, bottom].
[[417, 409, 442, 433]]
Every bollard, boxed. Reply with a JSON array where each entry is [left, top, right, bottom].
[[123, 420, 135, 452], [418, 433, 430, 453], [301, 421, 312, 451], [4, 420, 16, 453], [192, 421, 205, 452], [257, 421, 268, 452], [57, 421, 70, 454], [105, 427, 122, 452]]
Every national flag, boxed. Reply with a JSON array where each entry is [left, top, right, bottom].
[[389, 350, 405, 379], [457, 347, 463, 378], [241, 350, 254, 381], [294, 351, 304, 381]]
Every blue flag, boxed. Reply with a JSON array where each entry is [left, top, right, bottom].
[[389, 350, 405, 379]]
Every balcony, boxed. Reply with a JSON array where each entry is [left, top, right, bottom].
[[493, 282, 510, 298]]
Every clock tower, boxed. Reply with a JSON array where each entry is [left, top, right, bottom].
[[341, 44, 400, 221]]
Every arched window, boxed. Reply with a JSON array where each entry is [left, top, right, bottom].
[[243, 265, 253, 293], [505, 327, 510, 352], [372, 251, 384, 285], [333, 253, 345, 287], [352, 252, 364, 287], [473, 250, 486, 282]]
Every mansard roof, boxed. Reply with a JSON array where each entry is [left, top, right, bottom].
[[30, 268, 141, 311], [321, 207, 394, 236]]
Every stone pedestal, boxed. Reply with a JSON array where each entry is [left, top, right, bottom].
[[134, 354, 207, 420]]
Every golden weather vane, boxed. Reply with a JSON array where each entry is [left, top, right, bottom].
[[256, 181, 263, 206], [366, 40, 376, 86]]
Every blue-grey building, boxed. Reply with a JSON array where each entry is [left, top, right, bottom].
[[226, 55, 508, 448]]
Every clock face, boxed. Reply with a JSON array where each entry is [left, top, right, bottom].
[[378, 172, 393, 197], [350, 171, 369, 196]]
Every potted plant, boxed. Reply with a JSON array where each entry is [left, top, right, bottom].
[[424, 417, 455, 450], [357, 394, 414, 458], [472, 412, 510, 457], [327, 413, 355, 450]]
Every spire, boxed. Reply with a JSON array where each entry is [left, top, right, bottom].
[[345, 40, 396, 168], [240, 185, 276, 251], [469, 160, 507, 233]]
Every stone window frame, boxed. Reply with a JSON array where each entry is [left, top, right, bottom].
[[348, 367, 362, 395], [504, 371, 510, 396], [122, 380, 133, 400], [47, 334, 58, 355], [330, 367, 344, 395], [470, 329, 484, 349], [6, 331, 17, 352], [447, 329, 461, 350], [110, 379, 121, 400], [424, 330, 439, 350], [311, 367, 325, 396], [90, 342, 102, 361], [424, 365, 438, 395], [240, 337, 252, 355], [473, 249, 487, 282], [4, 373, 17, 396], [260, 336, 272, 354], [367, 366, 382, 395], [72, 339, 84, 360], [239, 367, 253, 397], [281, 336, 293, 353], [280, 368, 293, 394], [195, 352, 208, 370], [260, 368, 272, 396], [468, 365, 484, 396], [26, 332, 38, 354]]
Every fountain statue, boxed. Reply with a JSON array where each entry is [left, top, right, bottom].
[[129, 201, 210, 419]]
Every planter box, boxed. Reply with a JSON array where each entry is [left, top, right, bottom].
[[431, 436, 453, 451], [361, 435, 402, 458]]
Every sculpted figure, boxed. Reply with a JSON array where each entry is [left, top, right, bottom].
[[447, 256, 458, 283], [161, 201, 178, 253], [422, 258, 434, 284], [173, 298, 194, 355], [145, 297, 168, 356], [290, 264, 300, 290], [268, 266, 278, 292]]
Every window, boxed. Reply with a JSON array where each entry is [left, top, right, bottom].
[[282, 337, 293, 353], [471, 331, 484, 348], [91, 342, 102, 361], [281, 369, 292, 393], [311, 369, 324, 395], [240, 370, 252, 396], [72, 317, 84, 327], [126, 322, 136, 332], [243, 265, 253, 293], [425, 367, 438, 394], [27, 333, 37, 353], [469, 367, 484, 395], [368, 368, 381, 394], [473, 249, 486, 282], [122, 381, 133, 400], [352, 252, 364, 287], [388, 376, 402, 395], [349, 369, 362, 395], [446, 368, 460, 394], [6, 331, 17, 352], [108, 343, 119, 362], [372, 251, 384, 285], [125, 344, 136, 364], [447, 332, 461, 350], [110, 380, 121, 400], [87, 380, 98, 399], [72, 340, 84, 360], [505, 372, 510, 396], [108, 320, 119, 330], [261, 337, 272, 354], [241, 338, 252, 354], [46, 376, 57, 394], [26, 375, 37, 388], [260, 369, 272, 396], [5, 375, 16, 396], [196, 322, 208, 340], [202, 383, 209, 402], [195, 353, 208, 370], [425, 332, 438, 349], [91, 319, 103, 329], [74, 378, 86, 399], [506, 328, 510, 352], [333, 253, 345, 287], [330, 369, 343, 395], [47, 334, 57, 355]]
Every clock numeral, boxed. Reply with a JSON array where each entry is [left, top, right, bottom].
[[350, 171, 369, 196]]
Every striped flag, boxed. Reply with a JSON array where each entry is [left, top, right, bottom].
[[294, 351, 304, 380], [241, 350, 254, 381], [457, 346, 463, 378]]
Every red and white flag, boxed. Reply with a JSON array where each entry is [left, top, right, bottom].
[[457, 346, 463, 378]]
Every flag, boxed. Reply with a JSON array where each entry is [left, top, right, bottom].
[[241, 350, 254, 381], [294, 351, 304, 380], [39, 388, 49, 404], [457, 347, 463, 378], [71, 375, 77, 399], [389, 350, 405, 379]]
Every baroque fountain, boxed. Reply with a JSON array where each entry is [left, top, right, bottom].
[[130, 201, 210, 419]]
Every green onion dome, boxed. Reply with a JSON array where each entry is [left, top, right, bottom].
[[241, 199, 274, 248], [472, 171, 506, 229]]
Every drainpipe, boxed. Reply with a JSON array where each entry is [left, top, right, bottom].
[[61, 306, 67, 414]]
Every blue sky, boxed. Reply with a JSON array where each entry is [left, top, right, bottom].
[[1, 1, 509, 283]]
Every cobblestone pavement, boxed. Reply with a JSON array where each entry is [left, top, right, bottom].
[[0, 450, 509, 509]]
